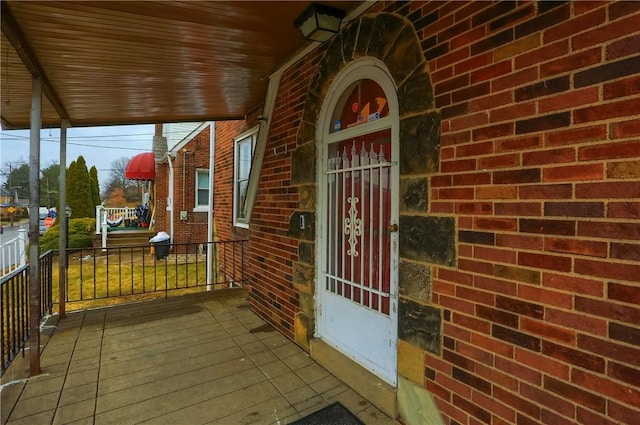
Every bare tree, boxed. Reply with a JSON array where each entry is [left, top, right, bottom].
[[102, 157, 144, 204]]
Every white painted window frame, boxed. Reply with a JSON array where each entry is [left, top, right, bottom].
[[193, 168, 210, 212], [234, 126, 259, 228]]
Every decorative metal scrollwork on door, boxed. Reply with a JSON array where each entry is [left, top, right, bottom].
[[344, 196, 362, 257]]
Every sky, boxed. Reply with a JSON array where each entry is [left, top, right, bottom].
[[0, 124, 156, 191]]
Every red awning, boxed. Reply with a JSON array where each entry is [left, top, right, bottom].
[[125, 152, 156, 180]]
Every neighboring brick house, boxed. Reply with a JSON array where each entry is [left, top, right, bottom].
[[154, 118, 258, 244], [154, 123, 212, 246], [159, 2, 639, 425]]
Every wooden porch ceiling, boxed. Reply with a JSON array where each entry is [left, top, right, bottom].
[[1, 1, 361, 130]]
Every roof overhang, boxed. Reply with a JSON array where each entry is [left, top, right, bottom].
[[1, 1, 362, 130]]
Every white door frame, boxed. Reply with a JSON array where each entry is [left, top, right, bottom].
[[315, 58, 400, 385]]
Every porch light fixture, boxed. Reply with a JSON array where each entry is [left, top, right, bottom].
[[294, 3, 345, 42]]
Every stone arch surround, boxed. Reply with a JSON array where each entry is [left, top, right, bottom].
[[291, 12, 455, 356]]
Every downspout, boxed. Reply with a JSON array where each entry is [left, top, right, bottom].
[[242, 72, 281, 222], [182, 150, 186, 209], [166, 152, 175, 244], [206, 121, 215, 291]]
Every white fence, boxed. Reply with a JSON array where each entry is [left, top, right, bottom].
[[95, 206, 139, 232], [0, 229, 28, 279], [95, 205, 142, 248]]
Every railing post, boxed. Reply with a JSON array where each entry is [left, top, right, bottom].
[[102, 214, 108, 250], [95, 205, 102, 234], [17, 228, 27, 268]]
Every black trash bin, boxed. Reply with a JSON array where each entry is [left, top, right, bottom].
[[152, 240, 170, 260]]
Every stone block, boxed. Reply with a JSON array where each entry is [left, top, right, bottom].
[[292, 262, 314, 294], [398, 298, 442, 355], [323, 38, 347, 81], [294, 312, 314, 352], [399, 260, 431, 302], [369, 13, 406, 59], [299, 184, 316, 210], [385, 25, 425, 86], [339, 19, 360, 62], [401, 177, 428, 212], [299, 241, 315, 266], [398, 340, 425, 385], [400, 112, 440, 176], [399, 215, 455, 266], [299, 291, 315, 317], [291, 142, 316, 185], [297, 121, 316, 146], [354, 15, 375, 57], [301, 91, 322, 132], [398, 63, 435, 116], [288, 211, 315, 241], [398, 377, 445, 425]]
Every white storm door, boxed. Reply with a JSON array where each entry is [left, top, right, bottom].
[[320, 128, 398, 385]]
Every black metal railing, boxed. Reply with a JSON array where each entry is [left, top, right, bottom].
[[1, 250, 54, 376], [2, 240, 246, 375], [60, 240, 247, 309]]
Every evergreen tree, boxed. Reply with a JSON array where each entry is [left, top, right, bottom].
[[1, 162, 30, 201], [89, 166, 101, 208], [66, 156, 93, 218], [40, 162, 60, 208]]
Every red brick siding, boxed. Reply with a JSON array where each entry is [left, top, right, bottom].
[[212, 120, 253, 286], [154, 126, 211, 250], [212, 120, 250, 241], [396, 1, 639, 424], [246, 54, 323, 337], [154, 123, 249, 282], [234, 1, 639, 423], [154, 162, 169, 235]]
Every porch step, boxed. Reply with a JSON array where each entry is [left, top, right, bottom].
[[105, 230, 153, 248], [310, 338, 398, 419]]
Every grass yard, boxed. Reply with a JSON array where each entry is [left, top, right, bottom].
[[51, 250, 213, 312]]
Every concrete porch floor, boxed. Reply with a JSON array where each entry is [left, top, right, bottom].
[[1, 289, 398, 425]]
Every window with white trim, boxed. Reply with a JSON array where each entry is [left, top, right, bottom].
[[194, 169, 209, 211], [234, 128, 258, 227]]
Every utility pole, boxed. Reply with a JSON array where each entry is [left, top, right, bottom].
[[8, 164, 14, 227]]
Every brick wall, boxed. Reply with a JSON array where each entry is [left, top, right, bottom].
[[212, 120, 250, 241], [154, 126, 211, 246], [392, 1, 639, 424], [243, 0, 639, 424], [212, 120, 253, 286], [154, 158, 169, 235], [246, 53, 323, 338], [155, 121, 255, 284]]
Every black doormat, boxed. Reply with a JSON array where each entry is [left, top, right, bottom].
[[291, 402, 365, 425]]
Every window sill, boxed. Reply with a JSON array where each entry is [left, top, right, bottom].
[[192, 207, 209, 213]]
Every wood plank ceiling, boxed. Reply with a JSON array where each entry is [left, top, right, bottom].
[[1, 1, 360, 130]]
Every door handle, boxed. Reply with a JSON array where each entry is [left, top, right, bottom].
[[387, 223, 398, 233]]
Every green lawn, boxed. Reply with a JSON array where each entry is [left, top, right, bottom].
[[50, 251, 216, 311]]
